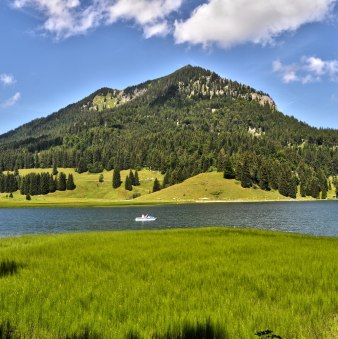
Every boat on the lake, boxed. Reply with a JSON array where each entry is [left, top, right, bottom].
[[135, 214, 157, 221]]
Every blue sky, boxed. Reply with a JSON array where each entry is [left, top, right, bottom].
[[1, 0, 338, 135]]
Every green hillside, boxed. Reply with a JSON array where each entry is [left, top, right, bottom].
[[1, 169, 336, 207], [0, 65, 338, 203]]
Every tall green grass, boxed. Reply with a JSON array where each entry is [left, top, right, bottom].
[[0, 228, 337, 338]]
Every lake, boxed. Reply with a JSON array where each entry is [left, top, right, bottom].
[[0, 201, 337, 237]]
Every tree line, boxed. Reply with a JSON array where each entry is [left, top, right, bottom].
[[0, 171, 76, 197]]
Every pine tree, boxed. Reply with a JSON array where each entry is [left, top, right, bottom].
[[52, 163, 58, 176], [278, 166, 292, 197], [309, 176, 320, 199], [321, 187, 327, 199], [29, 173, 39, 195], [49, 175, 56, 193], [26, 193, 31, 201], [57, 172, 67, 191], [223, 159, 236, 179], [258, 165, 270, 191], [288, 175, 298, 199], [300, 179, 307, 197], [77, 158, 87, 174], [125, 175, 132, 191], [153, 178, 161, 192], [129, 170, 135, 186], [40, 172, 50, 195], [66, 173, 76, 190], [134, 170, 140, 186], [99, 174, 104, 183], [162, 171, 170, 189], [240, 158, 252, 188], [112, 167, 121, 189]]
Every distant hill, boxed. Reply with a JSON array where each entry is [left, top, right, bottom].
[[0, 65, 337, 200]]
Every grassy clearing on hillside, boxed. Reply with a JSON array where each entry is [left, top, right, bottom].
[[0, 228, 337, 338], [137, 172, 325, 203], [0, 168, 163, 207], [0, 169, 336, 207]]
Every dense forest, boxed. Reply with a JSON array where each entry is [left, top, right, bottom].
[[0, 65, 338, 198]]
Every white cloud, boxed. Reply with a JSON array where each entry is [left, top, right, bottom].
[[174, 0, 337, 48], [0, 73, 16, 86], [2, 92, 21, 108], [11, 0, 183, 39], [273, 56, 338, 84]]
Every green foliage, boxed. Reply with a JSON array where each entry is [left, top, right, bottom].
[[223, 159, 236, 179], [52, 163, 58, 176], [129, 169, 135, 186], [153, 178, 161, 192], [57, 172, 67, 191], [98, 174, 104, 183], [124, 175, 132, 191], [87, 162, 103, 173], [66, 173, 76, 190], [112, 167, 121, 189]]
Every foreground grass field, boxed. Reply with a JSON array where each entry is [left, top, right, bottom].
[[2, 169, 334, 207], [0, 228, 337, 338]]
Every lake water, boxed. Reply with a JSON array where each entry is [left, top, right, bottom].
[[0, 201, 337, 237]]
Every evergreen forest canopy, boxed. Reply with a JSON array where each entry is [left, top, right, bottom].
[[0, 65, 338, 199]]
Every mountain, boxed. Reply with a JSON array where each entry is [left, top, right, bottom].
[[0, 65, 338, 199]]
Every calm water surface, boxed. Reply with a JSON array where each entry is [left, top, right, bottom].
[[0, 201, 337, 237]]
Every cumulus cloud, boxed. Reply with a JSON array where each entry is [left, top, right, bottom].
[[0, 73, 16, 86], [174, 0, 337, 48], [2, 92, 21, 108], [273, 57, 338, 84], [11, 0, 183, 39]]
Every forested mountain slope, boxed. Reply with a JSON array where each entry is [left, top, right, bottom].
[[1, 65, 338, 199]]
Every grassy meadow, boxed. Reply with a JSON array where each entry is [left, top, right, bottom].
[[1, 169, 334, 207], [0, 228, 337, 338], [0, 168, 163, 207]]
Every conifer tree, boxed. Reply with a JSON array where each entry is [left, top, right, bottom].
[[134, 170, 140, 186], [112, 167, 121, 189], [240, 158, 252, 188], [77, 158, 87, 174], [288, 176, 298, 199], [258, 165, 270, 191], [129, 170, 135, 186], [29, 173, 39, 195], [49, 175, 56, 193], [125, 175, 132, 191], [40, 172, 50, 195], [66, 173, 76, 190], [52, 163, 58, 176], [321, 187, 327, 199], [153, 178, 161, 192], [223, 159, 236, 179], [57, 172, 67, 191], [99, 174, 104, 183], [162, 171, 170, 189]]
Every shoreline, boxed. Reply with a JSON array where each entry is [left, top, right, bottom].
[[0, 197, 336, 208]]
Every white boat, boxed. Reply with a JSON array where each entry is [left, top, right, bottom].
[[135, 215, 157, 221]]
